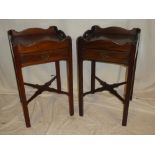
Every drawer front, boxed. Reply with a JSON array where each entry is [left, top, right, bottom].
[[20, 49, 69, 67], [14, 40, 70, 54], [81, 49, 129, 65], [81, 40, 132, 52]]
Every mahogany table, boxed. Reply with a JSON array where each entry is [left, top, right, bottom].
[[77, 26, 140, 126], [8, 26, 74, 127]]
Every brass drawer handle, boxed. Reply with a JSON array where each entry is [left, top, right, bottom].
[[40, 54, 50, 61], [103, 55, 110, 59], [100, 54, 110, 59]]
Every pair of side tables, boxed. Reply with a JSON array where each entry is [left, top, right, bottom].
[[8, 26, 141, 127]]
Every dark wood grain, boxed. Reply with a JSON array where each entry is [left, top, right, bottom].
[[55, 61, 61, 92], [91, 61, 95, 93], [77, 37, 84, 116]]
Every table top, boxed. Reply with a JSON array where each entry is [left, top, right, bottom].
[[81, 26, 140, 45], [85, 34, 136, 45], [9, 26, 67, 47], [12, 34, 63, 46]]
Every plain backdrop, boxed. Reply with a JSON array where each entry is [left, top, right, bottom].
[[0, 19, 155, 96]]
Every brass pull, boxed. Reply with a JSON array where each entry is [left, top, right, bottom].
[[40, 54, 50, 61], [103, 55, 110, 59], [100, 54, 110, 59]]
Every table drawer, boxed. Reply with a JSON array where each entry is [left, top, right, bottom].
[[81, 49, 129, 65], [20, 48, 69, 67], [80, 40, 132, 52]]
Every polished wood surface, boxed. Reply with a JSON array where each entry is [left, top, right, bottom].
[[77, 25, 140, 126], [8, 26, 74, 127]]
